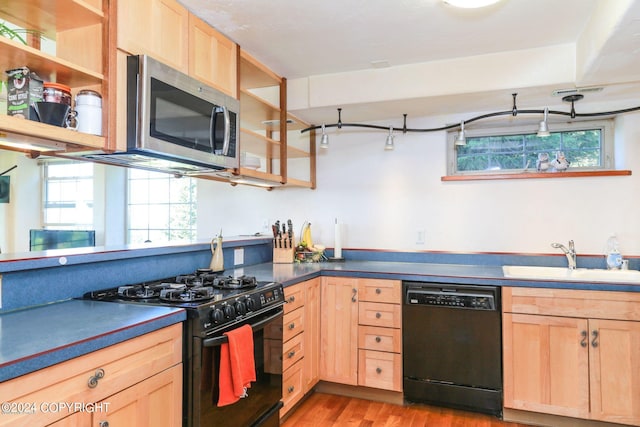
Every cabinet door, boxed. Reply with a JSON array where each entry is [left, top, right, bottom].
[[589, 319, 640, 425], [503, 313, 590, 419], [320, 277, 358, 385], [117, 0, 189, 71], [303, 278, 321, 393], [93, 364, 182, 427], [189, 14, 238, 98]]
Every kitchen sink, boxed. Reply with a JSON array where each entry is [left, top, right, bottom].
[[502, 265, 640, 284]]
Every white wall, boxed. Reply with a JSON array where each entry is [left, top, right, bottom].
[[197, 110, 640, 257]]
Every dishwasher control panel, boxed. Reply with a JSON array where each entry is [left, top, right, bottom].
[[405, 289, 497, 310]]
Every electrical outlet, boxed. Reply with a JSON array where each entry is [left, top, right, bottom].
[[416, 230, 426, 245], [234, 248, 244, 266]]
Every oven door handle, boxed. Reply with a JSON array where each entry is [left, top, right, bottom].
[[202, 308, 283, 347]]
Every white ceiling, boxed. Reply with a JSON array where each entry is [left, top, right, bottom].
[[180, 0, 640, 125]]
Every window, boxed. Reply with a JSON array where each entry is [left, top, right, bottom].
[[42, 161, 94, 229], [447, 119, 614, 175], [127, 169, 197, 244]]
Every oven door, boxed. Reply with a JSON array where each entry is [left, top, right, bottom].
[[190, 307, 284, 427]]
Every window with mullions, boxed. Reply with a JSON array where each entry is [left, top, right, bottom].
[[447, 119, 614, 175], [127, 169, 197, 244], [42, 161, 94, 229]]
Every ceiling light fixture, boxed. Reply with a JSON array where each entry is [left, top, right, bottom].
[[443, 0, 501, 8], [384, 126, 395, 151], [536, 107, 550, 137], [320, 124, 329, 149], [454, 121, 466, 146], [300, 94, 640, 146]]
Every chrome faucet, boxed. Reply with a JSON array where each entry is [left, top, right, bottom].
[[551, 240, 577, 270]]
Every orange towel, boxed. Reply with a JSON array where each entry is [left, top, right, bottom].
[[217, 324, 256, 407]]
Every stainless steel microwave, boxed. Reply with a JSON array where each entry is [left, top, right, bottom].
[[85, 55, 239, 175]]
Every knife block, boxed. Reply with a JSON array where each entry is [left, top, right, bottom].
[[273, 233, 295, 264]]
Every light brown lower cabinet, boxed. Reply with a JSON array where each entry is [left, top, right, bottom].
[[0, 324, 183, 427], [503, 287, 640, 426], [320, 277, 402, 392], [278, 278, 321, 417]]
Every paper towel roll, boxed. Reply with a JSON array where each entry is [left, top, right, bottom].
[[334, 219, 342, 259]]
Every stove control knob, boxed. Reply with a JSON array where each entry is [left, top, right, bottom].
[[245, 297, 257, 312], [211, 308, 224, 323], [223, 304, 235, 319], [235, 300, 247, 316]]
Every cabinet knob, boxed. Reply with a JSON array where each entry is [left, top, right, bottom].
[[288, 323, 296, 330], [375, 288, 382, 294], [288, 296, 295, 303], [288, 386, 295, 393], [88, 368, 105, 388], [288, 350, 296, 358], [375, 312, 382, 319], [99, 422, 109, 427], [376, 367, 382, 374], [375, 336, 382, 343]]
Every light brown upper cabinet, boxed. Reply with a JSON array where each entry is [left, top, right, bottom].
[[0, 0, 108, 155]]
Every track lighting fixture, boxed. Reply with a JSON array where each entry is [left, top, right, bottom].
[[536, 107, 550, 137], [320, 124, 329, 149], [384, 127, 395, 151], [454, 121, 466, 146], [301, 94, 640, 146]]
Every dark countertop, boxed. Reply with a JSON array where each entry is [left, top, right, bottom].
[[228, 260, 640, 292], [3, 259, 637, 384], [0, 300, 185, 382]]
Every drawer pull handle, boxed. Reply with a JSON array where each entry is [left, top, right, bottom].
[[376, 367, 382, 374], [288, 386, 295, 393], [375, 312, 382, 319], [375, 336, 382, 343], [288, 350, 296, 358], [580, 330, 588, 347], [352, 288, 357, 303], [375, 288, 382, 294], [288, 323, 296, 330], [591, 330, 599, 348], [88, 368, 105, 388]]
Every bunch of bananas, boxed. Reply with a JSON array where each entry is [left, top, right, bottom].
[[299, 222, 314, 249]]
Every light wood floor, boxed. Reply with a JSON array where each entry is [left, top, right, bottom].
[[282, 393, 532, 427]]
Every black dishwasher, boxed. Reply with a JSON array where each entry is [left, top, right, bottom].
[[402, 281, 502, 417]]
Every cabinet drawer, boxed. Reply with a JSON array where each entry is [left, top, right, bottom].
[[284, 284, 305, 313], [358, 279, 401, 304], [283, 307, 305, 342], [358, 325, 402, 353], [359, 301, 401, 328], [282, 333, 304, 372], [0, 324, 182, 427], [503, 287, 640, 321], [357, 349, 402, 392], [281, 359, 304, 416]]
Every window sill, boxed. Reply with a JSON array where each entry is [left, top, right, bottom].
[[441, 170, 632, 182]]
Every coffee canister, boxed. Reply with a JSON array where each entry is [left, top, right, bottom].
[[75, 90, 102, 135], [43, 82, 72, 106]]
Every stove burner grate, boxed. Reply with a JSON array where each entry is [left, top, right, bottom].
[[212, 275, 258, 289], [159, 286, 215, 302]]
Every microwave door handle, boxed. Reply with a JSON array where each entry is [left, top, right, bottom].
[[209, 106, 231, 155], [201, 306, 284, 348], [221, 105, 231, 156]]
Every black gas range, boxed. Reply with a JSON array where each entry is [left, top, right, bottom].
[[84, 269, 285, 427]]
